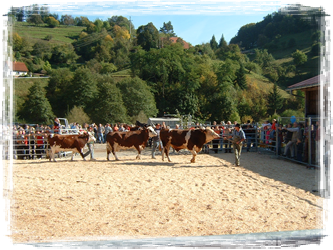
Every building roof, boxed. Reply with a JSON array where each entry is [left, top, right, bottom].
[[288, 70, 333, 90], [13, 61, 29, 72]]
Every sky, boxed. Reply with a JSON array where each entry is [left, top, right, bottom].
[[2, 0, 332, 46]]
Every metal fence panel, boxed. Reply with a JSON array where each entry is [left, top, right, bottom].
[[0, 228, 333, 250]]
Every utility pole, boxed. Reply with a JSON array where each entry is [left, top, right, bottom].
[[129, 16, 132, 42]]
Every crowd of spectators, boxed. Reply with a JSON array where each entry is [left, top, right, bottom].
[[5, 118, 320, 166]]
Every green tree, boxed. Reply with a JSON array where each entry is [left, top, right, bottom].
[[13, 32, 23, 51], [68, 67, 98, 111], [46, 16, 60, 28], [16, 0, 26, 22], [117, 77, 158, 120], [50, 44, 78, 65], [27, 14, 44, 26], [46, 68, 74, 117], [18, 82, 54, 124], [60, 14, 74, 26], [160, 21, 176, 37], [218, 34, 228, 49], [210, 35, 218, 50], [311, 30, 324, 41], [250, 93, 267, 122], [266, 83, 284, 115], [311, 42, 324, 56], [234, 64, 247, 89], [66, 106, 92, 125], [89, 77, 128, 123], [292, 49, 308, 67], [136, 22, 159, 51]]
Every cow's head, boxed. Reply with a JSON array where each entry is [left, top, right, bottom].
[[204, 128, 220, 143], [147, 126, 157, 137]]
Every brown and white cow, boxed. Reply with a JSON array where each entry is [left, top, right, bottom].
[[160, 128, 220, 163], [47, 132, 95, 162], [106, 126, 157, 161]]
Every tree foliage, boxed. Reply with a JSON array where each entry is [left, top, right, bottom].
[[266, 83, 284, 115], [18, 82, 54, 124], [117, 77, 158, 121], [136, 22, 159, 51], [89, 76, 128, 124], [292, 49, 308, 67]]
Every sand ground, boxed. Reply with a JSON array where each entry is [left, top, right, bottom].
[[4, 143, 323, 243]]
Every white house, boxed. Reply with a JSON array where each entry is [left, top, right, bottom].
[[3, 61, 29, 77]]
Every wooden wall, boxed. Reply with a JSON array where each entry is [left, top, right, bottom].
[[305, 88, 333, 117]]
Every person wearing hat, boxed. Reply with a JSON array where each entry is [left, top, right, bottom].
[[83, 126, 97, 161], [315, 120, 327, 165], [224, 123, 246, 166]]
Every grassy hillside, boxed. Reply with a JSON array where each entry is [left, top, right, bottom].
[[271, 29, 320, 81], [14, 77, 49, 111], [13, 22, 84, 45]]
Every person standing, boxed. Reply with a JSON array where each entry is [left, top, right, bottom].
[[152, 123, 162, 159], [83, 126, 96, 161], [224, 123, 246, 166], [97, 123, 105, 143], [315, 120, 326, 165], [223, 121, 233, 153], [212, 121, 220, 154], [53, 117, 61, 134], [104, 123, 113, 143], [243, 120, 255, 152], [283, 122, 299, 158]]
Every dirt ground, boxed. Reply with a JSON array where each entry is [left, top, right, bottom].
[[4, 143, 324, 243]]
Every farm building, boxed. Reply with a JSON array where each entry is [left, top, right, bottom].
[[287, 70, 333, 117], [13, 61, 29, 76]]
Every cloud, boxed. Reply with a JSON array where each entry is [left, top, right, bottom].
[[30, 0, 43, 4]]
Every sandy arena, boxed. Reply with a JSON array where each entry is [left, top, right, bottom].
[[5, 144, 323, 243]]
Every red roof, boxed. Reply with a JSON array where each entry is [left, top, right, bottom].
[[13, 61, 29, 72], [288, 70, 333, 90]]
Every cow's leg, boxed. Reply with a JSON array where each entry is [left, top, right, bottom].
[[162, 145, 165, 161], [164, 145, 172, 162], [135, 145, 142, 160], [50, 146, 56, 162], [113, 151, 120, 161], [106, 142, 111, 160], [78, 147, 86, 161], [189, 149, 197, 163]]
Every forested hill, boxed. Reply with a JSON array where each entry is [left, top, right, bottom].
[[10, 4, 323, 125], [230, 9, 317, 51]]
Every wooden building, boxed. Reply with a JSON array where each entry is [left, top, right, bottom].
[[287, 75, 320, 118]]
